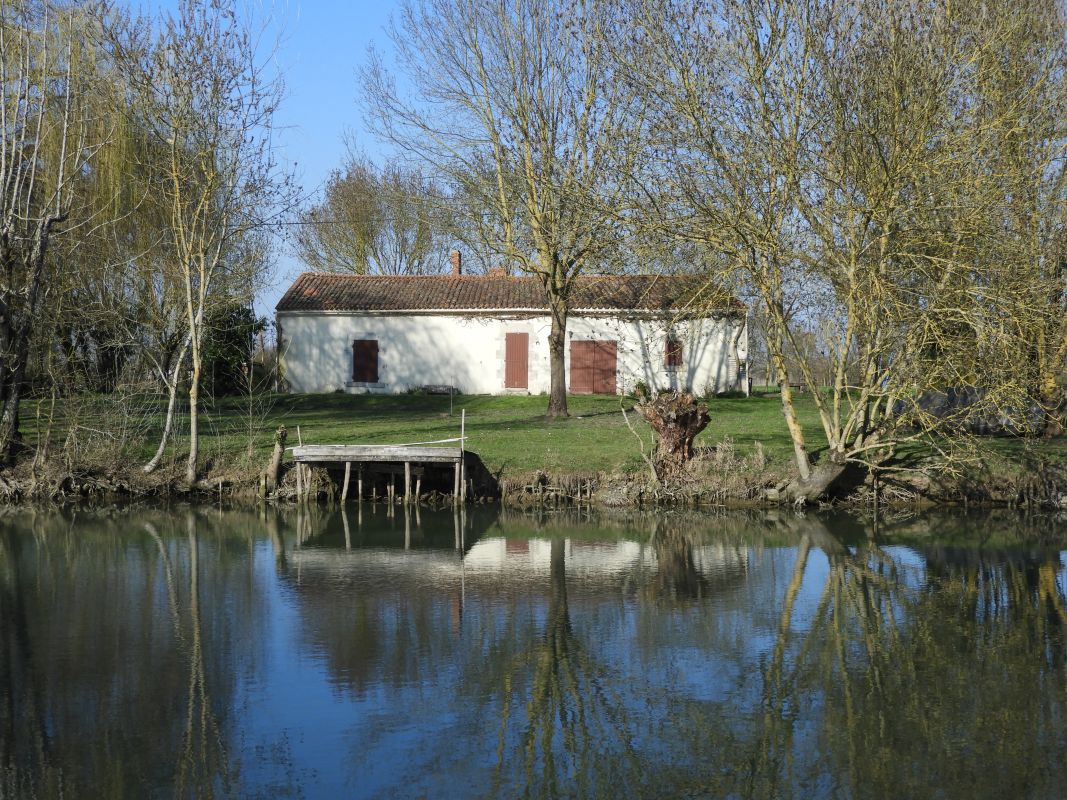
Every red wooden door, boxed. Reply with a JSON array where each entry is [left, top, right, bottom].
[[504, 332, 529, 389], [570, 341, 594, 394], [570, 340, 616, 394], [593, 340, 617, 394]]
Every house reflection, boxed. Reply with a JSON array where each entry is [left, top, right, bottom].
[[276, 507, 752, 702]]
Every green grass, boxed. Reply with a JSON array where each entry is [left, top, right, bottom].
[[19, 389, 1067, 480], [211, 391, 817, 477]]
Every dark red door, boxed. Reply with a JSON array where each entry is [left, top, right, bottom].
[[570, 340, 616, 394], [570, 341, 594, 394], [593, 341, 617, 394], [504, 332, 529, 389]]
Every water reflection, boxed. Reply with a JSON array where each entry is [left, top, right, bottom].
[[0, 510, 276, 798], [0, 506, 1066, 798]]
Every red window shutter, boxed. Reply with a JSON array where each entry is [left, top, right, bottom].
[[352, 339, 379, 382], [665, 337, 683, 369]]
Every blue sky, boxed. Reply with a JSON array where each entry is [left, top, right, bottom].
[[141, 0, 403, 313], [265, 0, 402, 311]]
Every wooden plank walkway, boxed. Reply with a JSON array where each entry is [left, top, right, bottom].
[[292, 445, 462, 464], [291, 442, 465, 503], [290, 412, 468, 504]]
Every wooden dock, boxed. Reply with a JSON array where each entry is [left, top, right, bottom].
[[292, 442, 466, 503], [289, 411, 468, 504], [293, 445, 462, 464]]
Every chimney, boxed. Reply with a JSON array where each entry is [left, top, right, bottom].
[[450, 249, 462, 276]]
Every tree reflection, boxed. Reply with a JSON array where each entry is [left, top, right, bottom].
[[0, 525, 58, 796], [715, 513, 1067, 799], [645, 519, 709, 601], [0, 510, 267, 798], [477, 538, 639, 799], [174, 513, 230, 798]]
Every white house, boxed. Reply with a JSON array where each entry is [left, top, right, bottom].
[[275, 260, 747, 396]]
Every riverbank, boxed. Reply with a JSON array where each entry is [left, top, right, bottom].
[[2, 391, 1066, 509]]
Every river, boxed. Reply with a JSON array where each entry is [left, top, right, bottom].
[[1, 505, 1066, 798]]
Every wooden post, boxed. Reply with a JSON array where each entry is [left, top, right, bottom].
[[265, 426, 286, 493], [296, 426, 305, 504], [453, 461, 461, 503], [415, 476, 421, 502], [404, 461, 411, 504], [358, 468, 363, 503], [342, 461, 351, 503], [342, 507, 351, 550], [458, 409, 467, 503]]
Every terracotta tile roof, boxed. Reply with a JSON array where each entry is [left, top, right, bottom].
[[276, 272, 743, 315]]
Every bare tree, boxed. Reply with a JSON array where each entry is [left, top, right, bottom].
[[976, 0, 1067, 438], [623, 0, 1067, 501], [117, 0, 294, 483], [0, 1, 107, 463], [363, 0, 644, 416], [297, 154, 448, 275]]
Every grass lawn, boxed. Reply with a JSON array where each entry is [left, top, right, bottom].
[[196, 390, 818, 477], [21, 389, 1067, 480]]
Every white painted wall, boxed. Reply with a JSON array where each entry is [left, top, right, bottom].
[[277, 310, 747, 395]]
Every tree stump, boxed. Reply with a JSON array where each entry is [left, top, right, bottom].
[[264, 426, 287, 493], [635, 390, 710, 478]]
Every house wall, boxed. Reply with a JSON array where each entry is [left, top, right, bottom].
[[276, 311, 747, 396]]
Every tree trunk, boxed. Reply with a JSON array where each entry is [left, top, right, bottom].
[[0, 366, 25, 464], [0, 223, 58, 464], [265, 425, 286, 492], [547, 299, 569, 418], [1038, 375, 1064, 438], [781, 445, 864, 505], [144, 333, 191, 474], [783, 461, 847, 504], [730, 320, 744, 392], [186, 361, 201, 485], [635, 390, 710, 478], [773, 351, 811, 482]]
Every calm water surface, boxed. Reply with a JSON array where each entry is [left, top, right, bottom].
[[2, 505, 1067, 799]]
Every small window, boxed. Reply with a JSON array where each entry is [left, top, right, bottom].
[[665, 336, 683, 369], [352, 339, 379, 383]]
